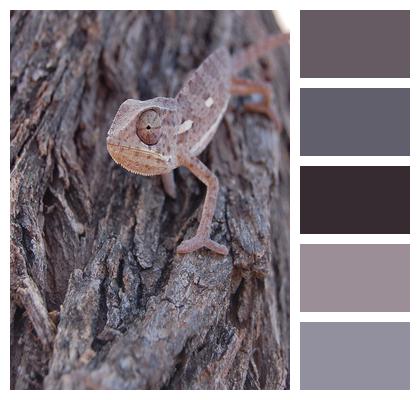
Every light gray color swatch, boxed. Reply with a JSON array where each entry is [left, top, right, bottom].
[[301, 322, 410, 390], [300, 244, 410, 312], [300, 88, 410, 156]]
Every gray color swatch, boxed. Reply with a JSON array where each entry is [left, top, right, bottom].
[[300, 88, 410, 156], [301, 322, 410, 389], [300, 244, 410, 312], [301, 10, 410, 78]]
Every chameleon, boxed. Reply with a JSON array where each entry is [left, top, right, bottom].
[[106, 32, 289, 256]]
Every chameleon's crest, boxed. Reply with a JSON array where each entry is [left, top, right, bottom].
[[106, 98, 179, 176]]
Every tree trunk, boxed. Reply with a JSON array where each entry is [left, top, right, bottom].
[[10, 10, 290, 390]]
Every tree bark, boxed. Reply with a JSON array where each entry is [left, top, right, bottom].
[[10, 10, 290, 390]]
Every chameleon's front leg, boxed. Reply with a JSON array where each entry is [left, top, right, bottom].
[[161, 172, 177, 199], [177, 156, 228, 255]]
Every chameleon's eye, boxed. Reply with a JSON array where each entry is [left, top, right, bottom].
[[136, 109, 162, 145]]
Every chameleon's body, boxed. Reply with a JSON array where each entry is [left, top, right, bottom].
[[107, 33, 289, 255]]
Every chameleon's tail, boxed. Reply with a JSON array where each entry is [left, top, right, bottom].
[[232, 32, 289, 73]]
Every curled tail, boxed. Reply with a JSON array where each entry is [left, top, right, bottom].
[[232, 32, 289, 73]]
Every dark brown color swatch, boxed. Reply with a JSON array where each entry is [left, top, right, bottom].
[[300, 10, 410, 78], [300, 167, 410, 234]]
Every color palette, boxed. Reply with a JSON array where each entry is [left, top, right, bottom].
[[300, 166, 410, 234], [301, 244, 410, 312], [300, 10, 410, 78], [300, 323, 410, 389], [299, 9, 410, 391], [300, 88, 410, 156]]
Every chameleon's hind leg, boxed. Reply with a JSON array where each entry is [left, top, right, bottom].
[[176, 156, 228, 256], [230, 77, 283, 132], [161, 172, 177, 199]]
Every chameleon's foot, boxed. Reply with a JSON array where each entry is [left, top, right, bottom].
[[177, 235, 228, 255], [244, 102, 283, 132], [230, 77, 283, 132]]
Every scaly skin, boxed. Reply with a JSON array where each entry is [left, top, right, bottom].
[[106, 33, 289, 255]]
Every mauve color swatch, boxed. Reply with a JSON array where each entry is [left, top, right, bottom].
[[300, 10, 410, 78], [300, 88, 410, 156], [300, 166, 410, 234], [301, 322, 410, 389], [300, 244, 410, 312]]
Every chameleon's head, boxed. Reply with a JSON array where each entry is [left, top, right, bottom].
[[106, 98, 179, 176]]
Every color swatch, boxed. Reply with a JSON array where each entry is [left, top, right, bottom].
[[300, 322, 410, 389], [300, 166, 410, 234], [299, 8, 410, 391], [300, 10, 410, 78], [300, 88, 410, 156], [300, 244, 410, 312]]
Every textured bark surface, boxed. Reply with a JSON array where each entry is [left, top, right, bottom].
[[10, 10, 290, 389]]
